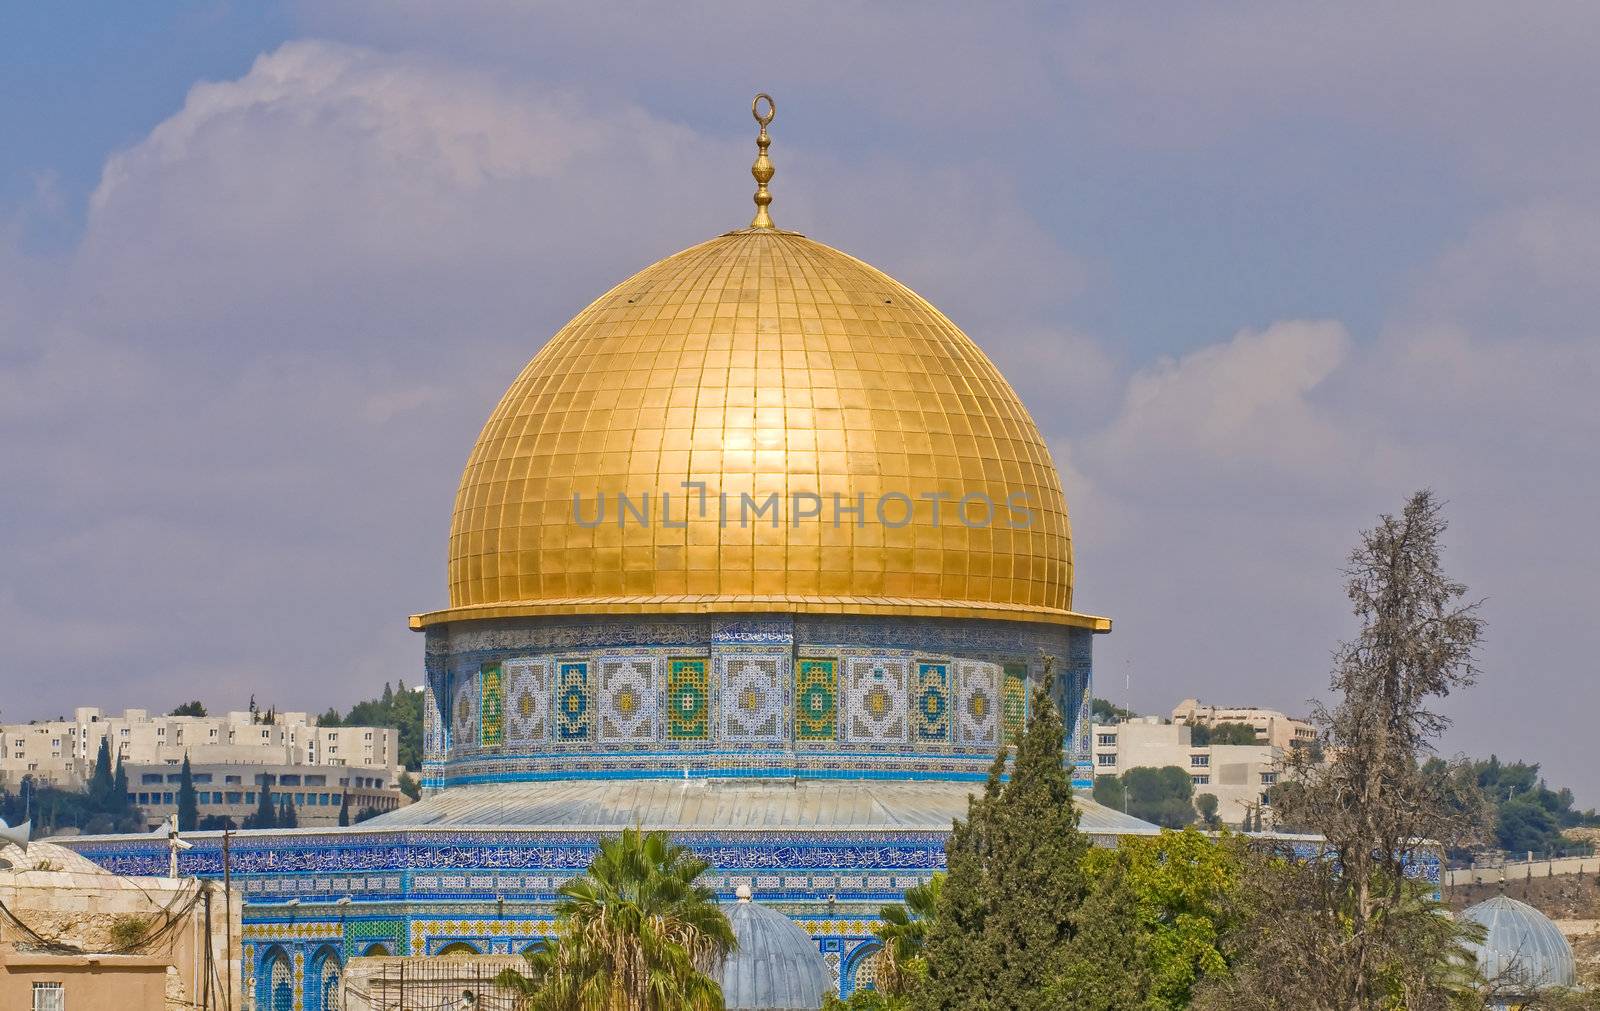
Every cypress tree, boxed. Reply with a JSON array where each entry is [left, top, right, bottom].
[[279, 795, 297, 829], [112, 757, 131, 815], [918, 667, 1091, 1011], [88, 738, 114, 809], [176, 754, 199, 831], [250, 779, 276, 829], [338, 791, 351, 827]]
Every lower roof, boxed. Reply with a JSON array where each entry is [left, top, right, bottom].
[[359, 778, 1159, 836]]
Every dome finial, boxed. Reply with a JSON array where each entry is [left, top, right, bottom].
[[749, 93, 776, 228]]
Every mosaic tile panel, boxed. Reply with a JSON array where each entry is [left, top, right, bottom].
[[556, 661, 591, 741], [718, 653, 785, 743], [453, 677, 478, 751], [913, 662, 950, 742], [480, 661, 505, 748], [844, 656, 909, 745], [598, 655, 660, 744], [794, 658, 837, 741], [667, 658, 709, 741], [1002, 663, 1028, 745], [956, 660, 1000, 747], [505, 659, 551, 745]]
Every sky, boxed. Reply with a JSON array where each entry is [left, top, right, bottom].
[[2, 3, 1596, 800]]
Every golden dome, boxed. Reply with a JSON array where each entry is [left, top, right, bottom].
[[411, 226, 1105, 631]]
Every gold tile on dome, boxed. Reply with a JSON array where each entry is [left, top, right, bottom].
[[421, 229, 1096, 631]]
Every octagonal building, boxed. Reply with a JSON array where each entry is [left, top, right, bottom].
[[64, 100, 1143, 1007]]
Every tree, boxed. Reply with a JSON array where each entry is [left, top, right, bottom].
[[1195, 793, 1221, 828], [170, 701, 208, 717], [246, 780, 276, 830], [278, 796, 298, 829], [918, 664, 1091, 1011], [1053, 829, 1243, 1010], [1197, 491, 1490, 1011], [1092, 698, 1136, 723], [88, 738, 115, 809], [111, 757, 131, 815], [1093, 773, 1126, 812], [496, 827, 734, 1010], [338, 791, 351, 827], [872, 873, 942, 997], [1189, 721, 1259, 747], [1123, 766, 1199, 829], [315, 708, 343, 728], [176, 754, 199, 831], [197, 815, 236, 831]]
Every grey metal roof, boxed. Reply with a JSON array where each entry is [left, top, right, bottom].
[[360, 779, 1162, 837], [1461, 895, 1578, 992], [720, 894, 836, 1010]]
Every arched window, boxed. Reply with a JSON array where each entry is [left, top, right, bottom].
[[256, 948, 294, 1011], [842, 941, 883, 998], [362, 942, 391, 957], [436, 941, 481, 956], [306, 945, 342, 1011]]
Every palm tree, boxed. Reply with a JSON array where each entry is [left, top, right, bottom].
[[872, 873, 943, 996], [499, 827, 735, 1010]]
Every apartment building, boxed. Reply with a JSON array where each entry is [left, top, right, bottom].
[[1090, 717, 1280, 827], [0, 708, 402, 792]]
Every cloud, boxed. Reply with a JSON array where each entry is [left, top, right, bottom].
[[1, 38, 1093, 723]]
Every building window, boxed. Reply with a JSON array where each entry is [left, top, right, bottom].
[[1096, 753, 1117, 767], [1190, 754, 1210, 768], [1096, 734, 1116, 747], [1192, 775, 1210, 786], [33, 981, 65, 1011], [1261, 772, 1278, 785]]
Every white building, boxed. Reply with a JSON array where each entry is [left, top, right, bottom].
[[1090, 717, 1280, 828], [0, 707, 402, 792]]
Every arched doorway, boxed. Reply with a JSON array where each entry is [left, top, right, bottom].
[[436, 941, 481, 956]]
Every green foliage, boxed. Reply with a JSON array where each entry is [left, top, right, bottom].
[[88, 738, 115, 809], [1189, 722, 1258, 747], [872, 873, 942, 997], [338, 791, 350, 827], [1123, 766, 1199, 829], [496, 827, 734, 1011], [197, 814, 235, 831], [1468, 755, 1598, 855], [0, 750, 143, 836], [398, 770, 421, 801], [918, 669, 1089, 1011], [1052, 829, 1243, 1010], [1093, 773, 1126, 812], [169, 700, 207, 717], [277, 796, 298, 829], [176, 754, 199, 832], [1092, 697, 1136, 723], [1195, 793, 1220, 828], [1096, 768, 1202, 828], [245, 780, 276, 829], [321, 681, 424, 770], [108, 914, 152, 951]]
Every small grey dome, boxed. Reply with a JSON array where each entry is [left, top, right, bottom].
[[720, 891, 835, 1011], [1461, 895, 1577, 992]]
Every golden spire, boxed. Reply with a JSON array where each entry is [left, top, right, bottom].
[[749, 93, 776, 228]]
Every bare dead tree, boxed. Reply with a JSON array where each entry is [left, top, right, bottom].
[[1197, 490, 1492, 1011]]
